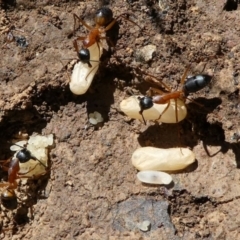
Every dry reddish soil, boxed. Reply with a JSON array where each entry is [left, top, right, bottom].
[[0, 0, 240, 239]]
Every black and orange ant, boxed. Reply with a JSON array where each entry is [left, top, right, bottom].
[[71, 6, 142, 67], [137, 66, 213, 124], [0, 145, 47, 210]]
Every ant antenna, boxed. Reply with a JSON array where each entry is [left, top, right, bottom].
[[201, 62, 208, 73]]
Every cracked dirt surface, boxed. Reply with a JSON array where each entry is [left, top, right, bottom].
[[0, 0, 240, 239]]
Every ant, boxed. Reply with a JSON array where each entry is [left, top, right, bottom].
[[0, 145, 47, 210], [72, 6, 142, 67], [137, 66, 213, 124]]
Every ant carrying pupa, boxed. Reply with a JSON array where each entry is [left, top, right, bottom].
[[0, 146, 47, 237], [126, 66, 212, 181], [0, 134, 54, 237], [69, 7, 142, 95], [120, 64, 213, 124], [0, 134, 54, 211]]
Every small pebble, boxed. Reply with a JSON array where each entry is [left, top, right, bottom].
[[136, 45, 156, 62], [89, 111, 103, 125], [138, 220, 151, 232]]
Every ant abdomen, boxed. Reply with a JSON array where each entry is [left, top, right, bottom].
[[95, 7, 113, 26], [1, 189, 18, 210], [184, 74, 212, 94]]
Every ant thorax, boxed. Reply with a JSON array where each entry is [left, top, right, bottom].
[[10, 134, 54, 177]]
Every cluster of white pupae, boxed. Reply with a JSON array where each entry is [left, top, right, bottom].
[[68, 33, 194, 185], [10, 134, 54, 177], [132, 147, 195, 185], [69, 42, 103, 95], [120, 96, 195, 185]]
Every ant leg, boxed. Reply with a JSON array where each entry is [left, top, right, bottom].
[[186, 97, 213, 115], [20, 162, 53, 180], [73, 39, 83, 64], [104, 36, 115, 49], [73, 39, 83, 60], [200, 62, 208, 73], [18, 171, 47, 180], [18, 161, 44, 177], [58, 59, 72, 84], [82, 42, 101, 80], [173, 99, 184, 151], [99, 36, 116, 52], [112, 13, 142, 31], [1, 166, 9, 172], [180, 65, 191, 87], [139, 109, 147, 125], [156, 101, 171, 121], [186, 97, 204, 107], [74, 36, 86, 41], [96, 41, 101, 59], [104, 19, 117, 31], [0, 158, 11, 165], [103, 12, 142, 32], [175, 99, 179, 123], [175, 100, 182, 149], [147, 87, 165, 96], [135, 68, 171, 92], [0, 183, 9, 188], [0, 158, 11, 172], [73, 13, 93, 32], [84, 64, 99, 82], [87, 62, 93, 68]]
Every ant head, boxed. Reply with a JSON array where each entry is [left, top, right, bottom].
[[138, 96, 153, 125], [78, 48, 91, 63], [138, 96, 154, 111], [1, 189, 18, 210], [95, 7, 113, 26], [16, 148, 33, 163]]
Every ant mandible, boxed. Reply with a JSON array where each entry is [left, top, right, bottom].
[[72, 7, 142, 67], [137, 66, 213, 124]]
